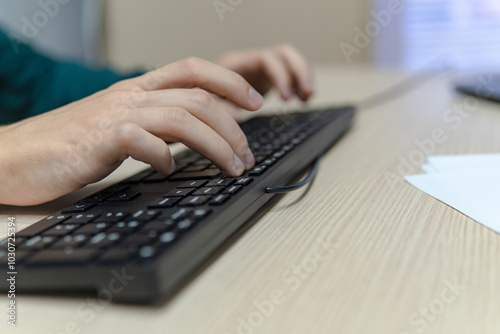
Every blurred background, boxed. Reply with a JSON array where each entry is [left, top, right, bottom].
[[0, 0, 499, 72]]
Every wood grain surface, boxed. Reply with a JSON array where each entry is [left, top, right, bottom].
[[1, 65, 499, 334]]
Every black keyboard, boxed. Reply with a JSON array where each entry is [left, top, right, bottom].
[[0, 106, 355, 303], [455, 73, 500, 103]]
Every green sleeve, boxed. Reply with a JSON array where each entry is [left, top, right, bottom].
[[0, 29, 142, 125]]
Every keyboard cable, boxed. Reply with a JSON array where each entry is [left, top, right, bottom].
[[265, 154, 322, 194]]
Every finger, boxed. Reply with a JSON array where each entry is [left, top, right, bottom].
[[275, 45, 315, 101], [135, 57, 264, 111], [257, 51, 294, 100], [112, 123, 176, 175], [127, 107, 246, 176], [133, 89, 255, 169], [219, 98, 241, 122]]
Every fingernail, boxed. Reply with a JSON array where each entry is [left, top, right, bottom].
[[168, 157, 176, 174], [249, 86, 264, 108], [244, 148, 255, 169], [233, 154, 245, 175]]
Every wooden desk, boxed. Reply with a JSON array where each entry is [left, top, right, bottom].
[[2, 65, 500, 334]]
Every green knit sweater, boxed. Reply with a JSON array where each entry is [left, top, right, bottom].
[[0, 28, 140, 125]]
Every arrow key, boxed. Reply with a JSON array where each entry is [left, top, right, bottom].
[[61, 202, 97, 214]]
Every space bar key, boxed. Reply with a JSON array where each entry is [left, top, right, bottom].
[[170, 170, 221, 180]]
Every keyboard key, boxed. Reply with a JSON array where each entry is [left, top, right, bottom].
[[25, 249, 99, 266], [103, 185, 130, 193], [192, 158, 211, 165], [176, 219, 195, 231], [170, 169, 221, 180], [20, 235, 56, 250], [235, 177, 253, 186], [148, 197, 181, 209], [248, 166, 268, 176], [17, 215, 72, 237], [206, 178, 236, 187], [193, 187, 222, 196], [272, 150, 286, 159], [101, 211, 130, 222], [192, 161, 212, 167], [42, 224, 80, 236], [182, 164, 208, 172], [138, 246, 156, 259], [131, 209, 160, 222], [179, 196, 210, 206], [222, 185, 242, 195], [61, 202, 97, 214], [65, 213, 101, 224], [140, 221, 171, 234], [119, 169, 155, 184], [163, 188, 194, 197], [107, 192, 142, 202], [169, 208, 192, 221], [127, 221, 141, 229], [143, 172, 169, 183], [98, 249, 134, 264], [76, 222, 111, 235], [178, 180, 208, 188], [120, 234, 156, 252], [192, 209, 212, 220], [83, 232, 122, 249], [107, 221, 139, 234], [157, 231, 177, 247], [81, 193, 113, 203], [209, 194, 230, 205], [262, 157, 277, 166], [52, 234, 88, 249], [254, 155, 268, 164]]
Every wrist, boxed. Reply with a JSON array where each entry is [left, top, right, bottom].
[[0, 126, 15, 204]]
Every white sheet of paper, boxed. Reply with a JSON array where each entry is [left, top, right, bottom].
[[405, 154, 500, 234], [427, 154, 500, 173]]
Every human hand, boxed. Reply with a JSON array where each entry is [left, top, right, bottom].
[[216, 44, 315, 102], [0, 57, 262, 206]]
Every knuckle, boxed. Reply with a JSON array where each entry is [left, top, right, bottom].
[[167, 108, 189, 126], [114, 122, 139, 149], [190, 89, 213, 108], [179, 56, 202, 72]]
